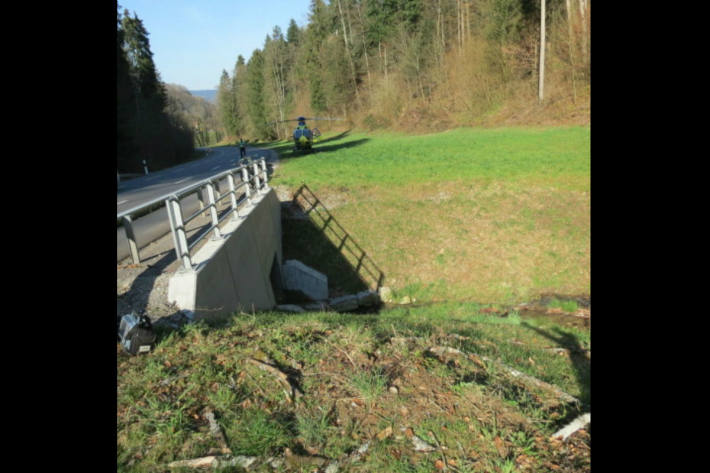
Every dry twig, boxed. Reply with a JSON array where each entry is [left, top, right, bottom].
[[203, 407, 232, 455], [323, 338, 358, 370]]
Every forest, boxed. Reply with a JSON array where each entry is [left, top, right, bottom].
[[117, 0, 589, 170], [217, 0, 589, 141], [116, 9, 196, 174]]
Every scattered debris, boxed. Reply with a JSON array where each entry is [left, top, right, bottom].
[[377, 426, 393, 440], [203, 407, 232, 455], [479, 354, 581, 407], [320, 440, 370, 473], [551, 413, 591, 441], [246, 357, 303, 402], [412, 435, 437, 452], [166, 455, 257, 470], [426, 343, 580, 406]]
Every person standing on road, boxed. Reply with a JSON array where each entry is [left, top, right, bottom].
[[239, 137, 248, 159]]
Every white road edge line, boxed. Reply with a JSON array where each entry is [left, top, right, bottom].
[[117, 200, 128, 205]]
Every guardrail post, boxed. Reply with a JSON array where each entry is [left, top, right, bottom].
[[165, 198, 181, 263], [197, 187, 209, 216], [121, 216, 141, 264], [241, 167, 252, 205], [252, 162, 261, 195], [213, 180, 222, 201], [227, 172, 240, 220], [205, 181, 222, 240], [260, 158, 269, 188], [168, 197, 192, 270]]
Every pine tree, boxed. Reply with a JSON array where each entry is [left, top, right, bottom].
[[245, 49, 270, 139], [121, 10, 167, 110], [118, 8, 193, 171], [117, 7, 138, 171], [217, 70, 238, 137], [232, 55, 248, 137], [287, 19, 301, 45]]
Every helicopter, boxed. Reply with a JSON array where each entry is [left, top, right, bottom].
[[269, 116, 343, 153]]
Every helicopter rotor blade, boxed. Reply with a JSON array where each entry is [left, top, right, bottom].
[[266, 116, 345, 126]]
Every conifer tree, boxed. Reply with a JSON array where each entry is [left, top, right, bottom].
[[117, 7, 138, 171], [245, 49, 270, 139], [118, 8, 193, 172], [217, 70, 238, 137], [232, 55, 248, 137]]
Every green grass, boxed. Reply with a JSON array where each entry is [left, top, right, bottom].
[[266, 127, 590, 190], [350, 367, 388, 403], [546, 298, 579, 313], [117, 305, 590, 472], [268, 126, 589, 305]]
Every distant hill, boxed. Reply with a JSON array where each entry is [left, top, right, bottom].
[[188, 89, 217, 103]]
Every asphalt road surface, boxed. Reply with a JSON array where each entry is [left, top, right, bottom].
[[117, 146, 275, 263]]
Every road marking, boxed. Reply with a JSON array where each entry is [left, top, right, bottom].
[[175, 178, 189, 184], [211, 165, 221, 170], [117, 199, 128, 205]]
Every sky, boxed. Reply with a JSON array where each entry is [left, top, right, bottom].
[[118, 0, 313, 91]]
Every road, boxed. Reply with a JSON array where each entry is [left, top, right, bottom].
[[117, 146, 276, 263]]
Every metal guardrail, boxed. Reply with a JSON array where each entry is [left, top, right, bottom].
[[117, 157, 270, 270]]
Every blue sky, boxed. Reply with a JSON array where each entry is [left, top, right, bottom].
[[118, 0, 313, 90]]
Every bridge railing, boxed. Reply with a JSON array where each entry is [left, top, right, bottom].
[[117, 157, 269, 269]]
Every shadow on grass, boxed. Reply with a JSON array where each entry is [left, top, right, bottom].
[[256, 130, 369, 162], [283, 184, 386, 299], [521, 321, 590, 409]]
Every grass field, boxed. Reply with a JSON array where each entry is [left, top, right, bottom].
[[117, 126, 591, 472], [268, 127, 590, 304]]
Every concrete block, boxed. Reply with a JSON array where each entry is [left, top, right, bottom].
[[356, 290, 380, 307], [329, 294, 358, 312], [303, 302, 329, 312], [378, 286, 394, 303], [276, 304, 305, 313], [281, 260, 328, 301]]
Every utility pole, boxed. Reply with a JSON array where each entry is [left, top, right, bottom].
[[538, 0, 546, 103]]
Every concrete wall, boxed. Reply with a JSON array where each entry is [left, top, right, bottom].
[[167, 188, 282, 320]]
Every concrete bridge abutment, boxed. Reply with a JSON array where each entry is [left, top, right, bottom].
[[167, 188, 283, 320]]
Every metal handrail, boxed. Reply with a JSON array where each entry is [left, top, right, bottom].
[[117, 157, 269, 266], [117, 165, 251, 221]]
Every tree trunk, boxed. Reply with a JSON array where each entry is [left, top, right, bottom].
[[336, 0, 361, 106], [457, 0, 462, 51], [538, 0, 546, 103], [355, 2, 372, 89], [440, 0, 446, 53], [384, 45, 388, 84], [465, 0, 470, 44], [565, 0, 577, 102], [578, 0, 588, 64]]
